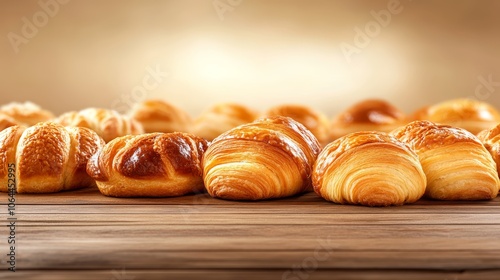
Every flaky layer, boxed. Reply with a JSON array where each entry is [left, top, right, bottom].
[[313, 131, 426, 206]]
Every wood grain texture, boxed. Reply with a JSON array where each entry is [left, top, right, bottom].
[[1, 189, 500, 279]]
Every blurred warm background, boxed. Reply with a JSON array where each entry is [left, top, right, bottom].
[[1, 0, 500, 117]]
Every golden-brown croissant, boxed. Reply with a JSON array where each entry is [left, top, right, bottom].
[[312, 131, 426, 206], [87, 132, 208, 197], [55, 108, 144, 142], [192, 103, 257, 141], [129, 99, 192, 133], [0, 122, 104, 193], [264, 104, 330, 146], [203, 116, 321, 200], [0, 101, 55, 126], [477, 124, 500, 176], [391, 120, 499, 200], [330, 99, 406, 140], [415, 98, 500, 135]]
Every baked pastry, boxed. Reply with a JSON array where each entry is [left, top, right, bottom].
[[192, 103, 257, 141], [477, 124, 500, 176], [87, 132, 208, 197], [203, 116, 321, 200], [55, 108, 144, 142], [0, 101, 55, 126], [392, 120, 499, 200], [416, 98, 500, 135], [312, 131, 426, 206], [0, 112, 19, 132], [264, 104, 330, 146], [330, 99, 406, 140], [0, 122, 104, 193], [129, 99, 192, 133]]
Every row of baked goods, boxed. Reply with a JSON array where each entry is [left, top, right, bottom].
[[1, 98, 500, 207]]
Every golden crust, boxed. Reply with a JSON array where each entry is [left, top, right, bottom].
[[330, 99, 406, 140], [203, 116, 321, 200], [477, 123, 500, 177], [56, 108, 144, 142], [312, 131, 426, 206], [0, 112, 21, 132], [0, 101, 54, 126], [419, 98, 500, 135], [192, 103, 258, 141], [264, 104, 330, 146], [391, 120, 499, 200], [130, 99, 192, 133], [0, 122, 104, 193], [86, 132, 208, 197]]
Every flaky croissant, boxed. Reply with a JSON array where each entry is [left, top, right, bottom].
[[129, 99, 192, 133], [264, 104, 330, 146], [312, 131, 426, 206], [0, 101, 55, 126], [0, 122, 104, 193], [330, 99, 406, 140], [87, 132, 208, 197], [415, 98, 500, 135], [392, 120, 499, 200], [55, 108, 144, 142], [203, 116, 321, 200], [477, 124, 500, 177], [192, 103, 257, 141]]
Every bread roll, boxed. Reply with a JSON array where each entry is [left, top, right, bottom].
[[203, 116, 321, 200], [392, 120, 499, 200], [130, 99, 192, 133], [0, 122, 104, 193], [330, 99, 406, 140], [264, 104, 330, 146], [56, 108, 144, 142], [312, 131, 426, 206], [0, 101, 54, 126], [192, 103, 257, 141], [87, 132, 208, 197], [415, 98, 500, 135]]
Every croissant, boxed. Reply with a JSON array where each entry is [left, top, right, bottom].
[[477, 124, 500, 176], [330, 99, 406, 140], [391, 120, 499, 200], [55, 108, 144, 142], [203, 116, 321, 200], [312, 131, 426, 206], [264, 104, 330, 146], [129, 99, 192, 133], [0, 122, 104, 193], [0, 101, 55, 126], [87, 132, 208, 197], [192, 103, 257, 141], [415, 98, 500, 135]]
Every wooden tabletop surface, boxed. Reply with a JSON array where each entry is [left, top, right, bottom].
[[1, 187, 500, 280]]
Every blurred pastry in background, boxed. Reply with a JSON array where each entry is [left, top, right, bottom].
[[129, 99, 192, 133], [264, 104, 330, 146], [0, 112, 19, 132], [192, 103, 258, 141], [55, 108, 144, 142], [477, 123, 500, 177], [0, 101, 54, 126], [329, 99, 406, 140], [413, 98, 500, 135]]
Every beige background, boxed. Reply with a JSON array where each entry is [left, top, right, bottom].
[[1, 0, 500, 118]]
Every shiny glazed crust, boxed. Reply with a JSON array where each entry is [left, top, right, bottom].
[[130, 99, 192, 133], [86, 132, 208, 197], [203, 116, 321, 200], [312, 131, 426, 206], [330, 99, 406, 140], [0, 122, 104, 193], [56, 108, 144, 142], [192, 103, 258, 141], [391, 120, 499, 200], [265, 104, 330, 146]]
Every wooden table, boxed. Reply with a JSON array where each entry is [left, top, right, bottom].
[[1, 187, 500, 280]]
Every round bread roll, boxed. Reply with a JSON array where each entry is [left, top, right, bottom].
[[130, 99, 192, 134], [312, 131, 426, 207]]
